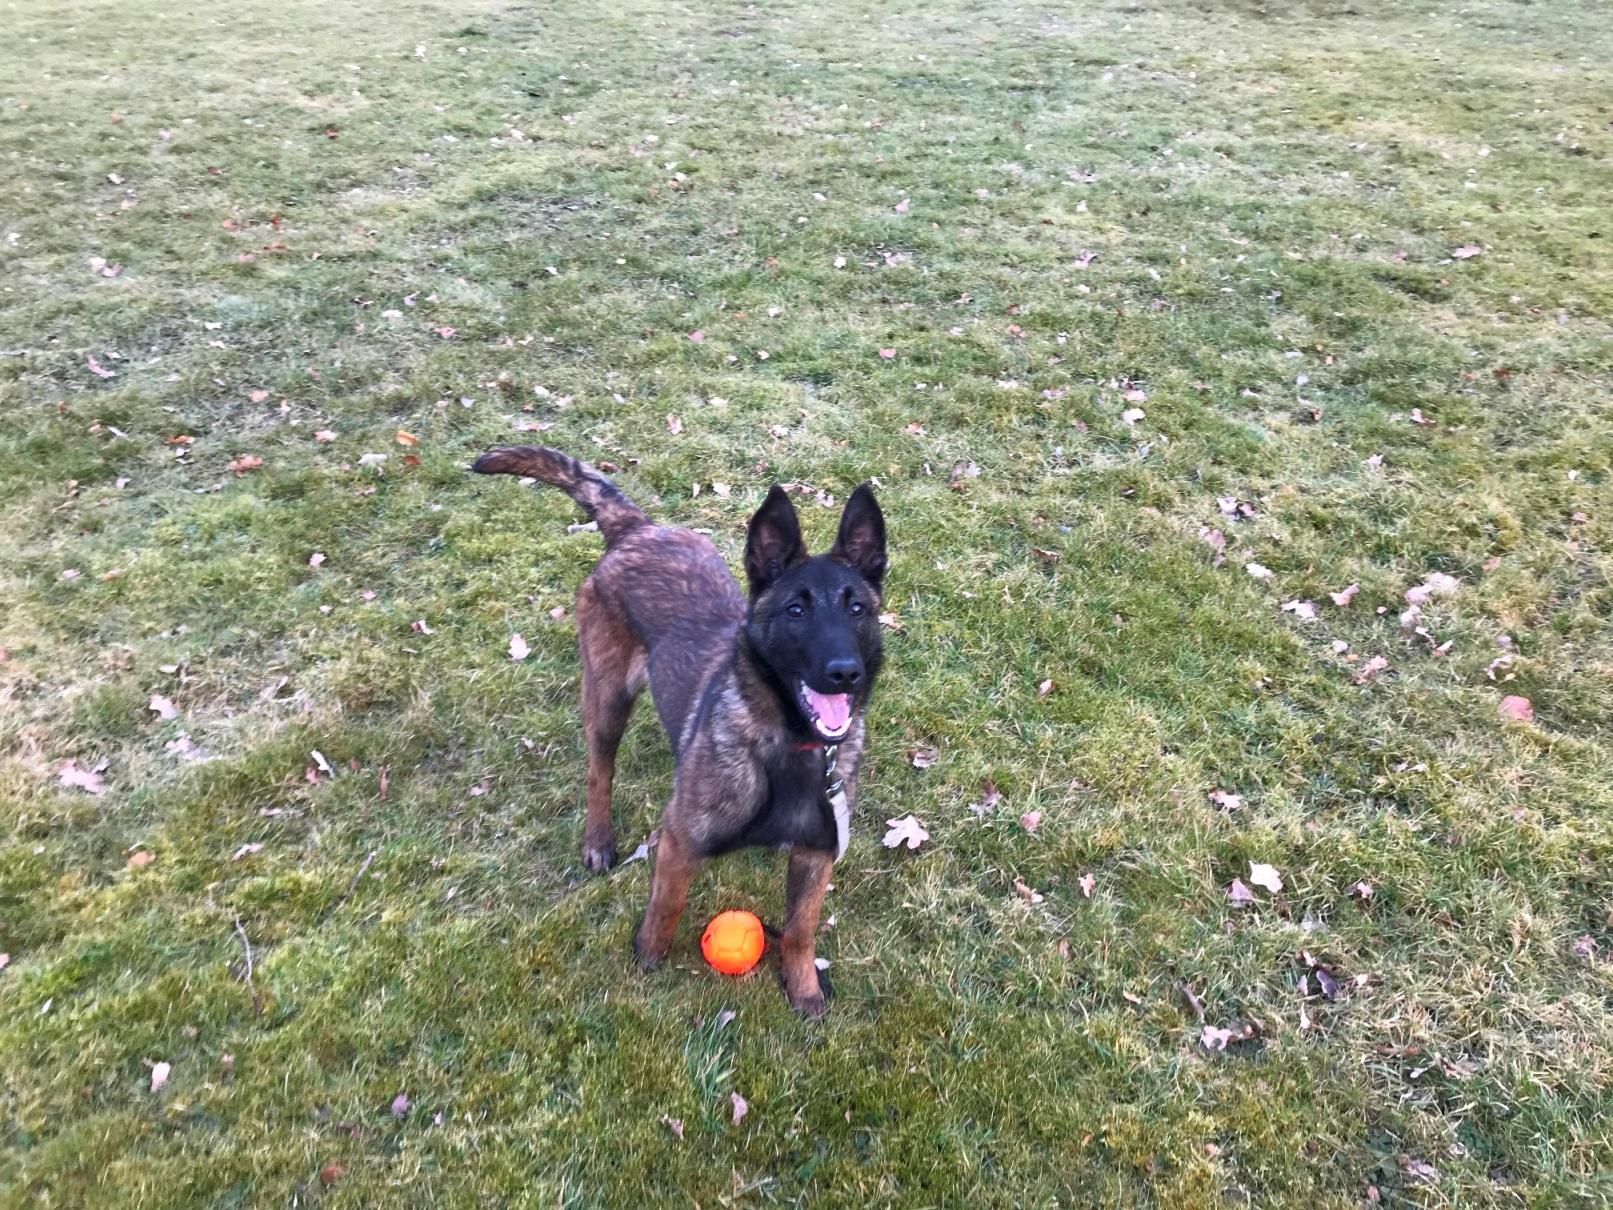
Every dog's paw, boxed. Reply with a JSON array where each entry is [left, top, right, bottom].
[[633, 931, 667, 972], [582, 839, 617, 873], [784, 968, 832, 1018], [789, 989, 829, 1019]]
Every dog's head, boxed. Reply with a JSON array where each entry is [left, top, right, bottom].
[[742, 484, 887, 743]]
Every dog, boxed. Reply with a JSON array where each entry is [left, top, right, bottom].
[[472, 446, 886, 1016]]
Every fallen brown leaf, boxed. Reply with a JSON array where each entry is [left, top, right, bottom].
[[1013, 876, 1044, 904], [1498, 695, 1533, 722], [58, 760, 107, 795], [947, 461, 981, 491], [1353, 655, 1389, 685]]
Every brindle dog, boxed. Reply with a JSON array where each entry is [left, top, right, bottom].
[[472, 446, 886, 1016]]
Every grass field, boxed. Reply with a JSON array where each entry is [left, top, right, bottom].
[[3, 0, 1612, 1202]]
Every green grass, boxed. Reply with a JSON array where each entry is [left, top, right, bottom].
[[3, 0, 1612, 1202]]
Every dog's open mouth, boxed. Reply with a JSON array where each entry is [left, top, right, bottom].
[[799, 683, 853, 740]]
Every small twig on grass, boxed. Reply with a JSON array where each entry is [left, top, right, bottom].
[[324, 850, 379, 919], [234, 916, 263, 1015], [1180, 982, 1206, 1022]]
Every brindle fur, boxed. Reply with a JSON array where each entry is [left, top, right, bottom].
[[471, 446, 886, 1016]]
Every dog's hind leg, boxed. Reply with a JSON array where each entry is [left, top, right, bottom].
[[576, 577, 646, 872]]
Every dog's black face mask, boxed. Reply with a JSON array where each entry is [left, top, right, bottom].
[[743, 484, 886, 743]]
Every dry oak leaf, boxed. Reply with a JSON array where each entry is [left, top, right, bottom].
[[729, 1091, 749, 1126], [228, 455, 263, 475], [508, 634, 531, 661], [148, 694, 179, 721], [1227, 878, 1256, 906], [1078, 872, 1096, 898], [908, 746, 938, 769], [882, 815, 930, 850], [150, 1061, 171, 1092], [1248, 862, 1284, 893], [127, 850, 156, 869], [58, 761, 107, 795], [1019, 810, 1042, 833]]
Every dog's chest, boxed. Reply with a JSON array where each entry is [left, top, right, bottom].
[[718, 746, 844, 856]]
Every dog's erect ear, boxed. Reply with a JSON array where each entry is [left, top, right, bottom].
[[830, 483, 887, 591], [745, 485, 809, 594]]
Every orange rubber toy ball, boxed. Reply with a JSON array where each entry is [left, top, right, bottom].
[[701, 910, 765, 976]]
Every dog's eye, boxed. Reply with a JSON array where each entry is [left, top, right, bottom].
[[786, 602, 804, 618], [848, 600, 865, 615]]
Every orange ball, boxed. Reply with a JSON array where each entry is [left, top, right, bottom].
[[701, 910, 765, 976]]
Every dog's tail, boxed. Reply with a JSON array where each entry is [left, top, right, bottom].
[[471, 446, 649, 547]]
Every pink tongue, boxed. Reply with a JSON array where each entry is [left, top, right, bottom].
[[805, 688, 851, 731]]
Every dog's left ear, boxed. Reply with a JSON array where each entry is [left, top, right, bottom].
[[830, 483, 887, 592]]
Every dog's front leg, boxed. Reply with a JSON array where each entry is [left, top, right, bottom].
[[634, 826, 704, 970], [781, 846, 835, 1017]]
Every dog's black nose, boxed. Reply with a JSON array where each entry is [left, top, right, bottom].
[[824, 658, 863, 689]]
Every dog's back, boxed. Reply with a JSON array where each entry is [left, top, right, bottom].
[[472, 446, 744, 747], [586, 524, 745, 751]]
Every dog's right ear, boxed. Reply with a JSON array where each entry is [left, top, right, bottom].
[[744, 485, 808, 595]]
